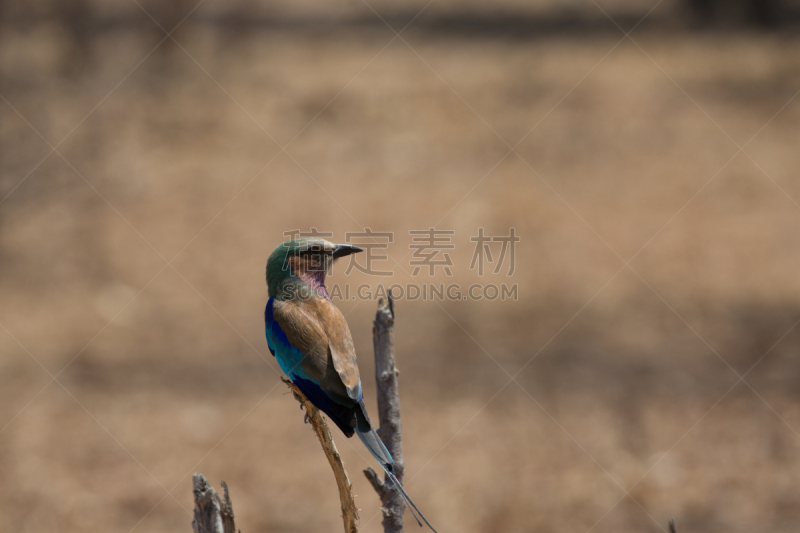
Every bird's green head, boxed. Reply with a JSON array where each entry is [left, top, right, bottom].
[[266, 238, 362, 299]]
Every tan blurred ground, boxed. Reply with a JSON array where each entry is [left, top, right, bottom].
[[2, 1, 800, 532]]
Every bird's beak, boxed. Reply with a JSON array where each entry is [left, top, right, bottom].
[[332, 244, 363, 259]]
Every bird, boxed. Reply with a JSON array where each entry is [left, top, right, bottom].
[[264, 237, 436, 532]]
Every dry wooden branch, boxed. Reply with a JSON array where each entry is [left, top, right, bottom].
[[191, 473, 237, 533], [283, 377, 359, 533], [363, 295, 406, 533]]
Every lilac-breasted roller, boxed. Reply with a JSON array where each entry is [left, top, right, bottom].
[[264, 238, 436, 531]]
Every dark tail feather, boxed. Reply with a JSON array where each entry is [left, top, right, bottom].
[[354, 402, 393, 465], [354, 404, 437, 532], [355, 427, 393, 466], [381, 465, 438, 533]]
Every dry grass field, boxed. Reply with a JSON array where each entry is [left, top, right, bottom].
[[2, 1, 800, 532]]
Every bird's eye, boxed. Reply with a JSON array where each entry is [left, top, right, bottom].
[[299, 249, 327, 272], [299, 245, 324, 256]]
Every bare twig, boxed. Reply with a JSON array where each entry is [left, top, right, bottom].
[[364, 294, 405, 533], [283, 377, 359, 533], [192, 473, 237, 533]]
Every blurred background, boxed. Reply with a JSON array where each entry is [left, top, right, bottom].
[[2, 0, 800, 532]]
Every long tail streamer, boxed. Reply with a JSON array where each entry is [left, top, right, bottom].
[[380, 464, 438, 533]]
